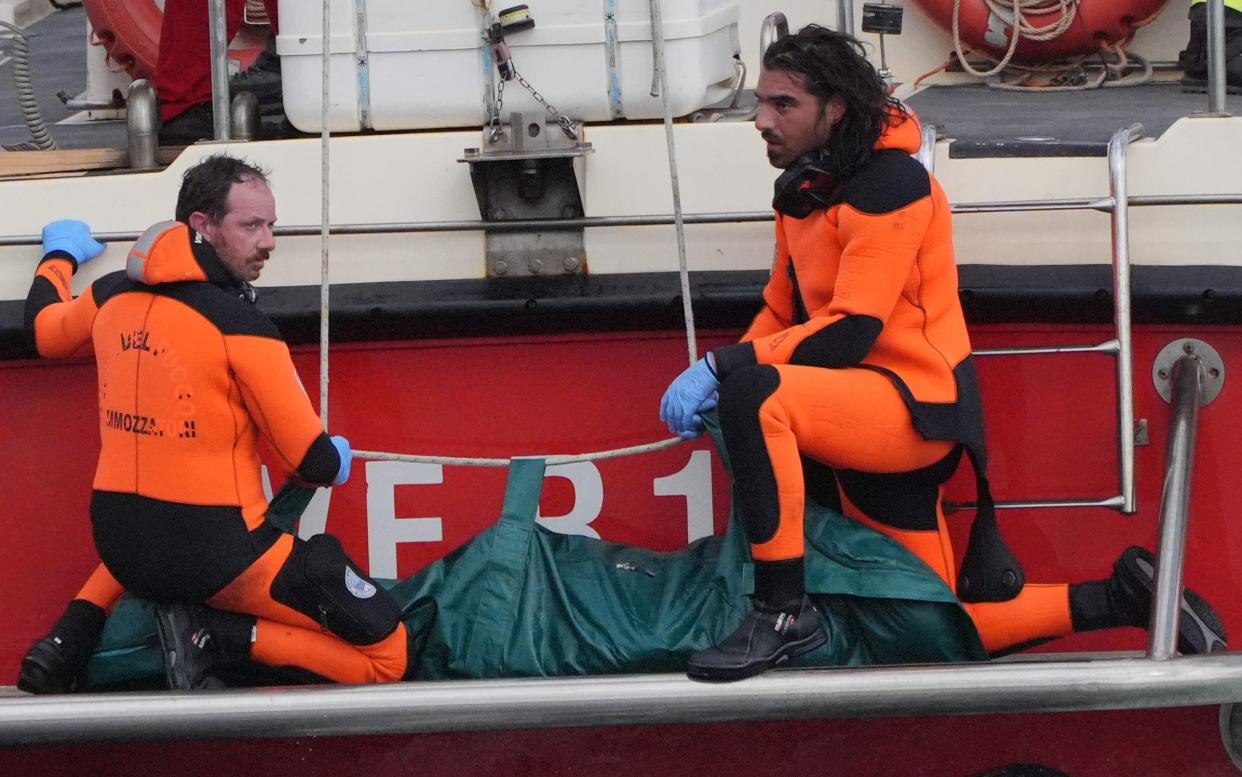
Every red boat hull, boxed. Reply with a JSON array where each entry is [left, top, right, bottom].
[[2, 322, 1239, 773]]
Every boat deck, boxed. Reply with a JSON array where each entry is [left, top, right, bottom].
[[908, 81, 1242, 157], [3, 7, 1241, 159]]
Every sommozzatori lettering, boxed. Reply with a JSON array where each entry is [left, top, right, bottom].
[[102, 408, 197, 439], [104, 409, 165, 436]]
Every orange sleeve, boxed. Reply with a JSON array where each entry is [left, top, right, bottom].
[[741, 219, 796, 343], [226, 334, 326, 473], [28, 257, 99, 359]]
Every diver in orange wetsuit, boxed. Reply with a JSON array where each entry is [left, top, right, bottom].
[[19, 155, 413, 690], [658, 26, 1227, 681]]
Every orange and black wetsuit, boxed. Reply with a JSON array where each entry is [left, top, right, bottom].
[[26, 222, 411, 683], [710, 111, 1073, 653]]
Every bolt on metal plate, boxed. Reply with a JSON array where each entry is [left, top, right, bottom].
[[1152, 338, 1225, 405]]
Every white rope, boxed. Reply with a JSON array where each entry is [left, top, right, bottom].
[[649, 0, 699, 367], [355, 437, 683, 468], [306, 0, 699, 468], [952, 0, 1079, 79], [319, 0, 331, 429]]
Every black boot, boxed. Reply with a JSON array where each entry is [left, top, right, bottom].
[[155, 602, 253, 690], [158, 102, 215, 147], [230, 37, 283, 116], [17, 600, 107, 694], [1180, 3, 1242, 94], [688, 559, 829, 682], [1069, 546, 1227, 655], [688, 594, 828, 682]]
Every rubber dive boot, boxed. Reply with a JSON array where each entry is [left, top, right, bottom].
[[687, 594, 828, 682], [155, 602, 229, 691], [17, 600, 107, 694], [1113, 546, 1228, 655]]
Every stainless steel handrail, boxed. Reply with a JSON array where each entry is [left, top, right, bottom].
[[2, 653, 1242, 746], [209, 0, 231, 141], [948, 125, 1143, 516], [837, 0, 855, 38], [759, 12, 789, 61], [4, 193, 1242, 247], [1148, 355, 1204, 659], [1207, 0, 1229, 114], [1108, 123, 1142, 514]]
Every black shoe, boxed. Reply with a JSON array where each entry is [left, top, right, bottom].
[[230, 48, 283, 115], [17, 600, 107, 694], [158, 102, 215, 146], [687, 595, 828, 682], [158, 101, 288, 146], [154, 602, 227, 690], [1113, 546, 1228, 655]]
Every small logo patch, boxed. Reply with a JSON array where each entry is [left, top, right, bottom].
[[345, 567, 377, 599]]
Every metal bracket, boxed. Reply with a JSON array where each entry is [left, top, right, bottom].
[[460, 112, 593, 277], [1153, 338, 1225, 405]]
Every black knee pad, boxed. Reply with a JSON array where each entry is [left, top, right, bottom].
[[718, 365, 783, 545], [271, 534, 400, 646]]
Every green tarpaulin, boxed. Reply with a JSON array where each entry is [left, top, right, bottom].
[[82, 441, 985, 689]]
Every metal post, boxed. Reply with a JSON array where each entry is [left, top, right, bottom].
[[126, 79, 160, 169], [1147, 356, 1204, 660], [918, 123, 937, 173], [209, 0, 231, 141], [838, 0, 855, 37], [230, 92, 260, 141], [1207, 0, 1228, 113], [759, 12, 789, 60], [1107, 124, 1142, 514]]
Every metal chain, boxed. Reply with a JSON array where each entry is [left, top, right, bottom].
[[512, 67, 580, 138]]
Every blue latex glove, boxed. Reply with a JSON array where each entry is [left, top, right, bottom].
[[659, 357, 719, 440], [41, 220, 106, 266], [330, 435, 352, 486]]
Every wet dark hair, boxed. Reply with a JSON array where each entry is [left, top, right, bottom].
[[762, 25, 905, 177], [174, 154, 270, 225]]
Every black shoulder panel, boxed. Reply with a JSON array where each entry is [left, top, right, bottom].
[[90, 271, 138, 307], [839, 150, 931, 215], [153, 282, 282, 339]]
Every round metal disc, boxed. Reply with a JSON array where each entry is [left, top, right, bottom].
[[1152, 338, 1226, 405]]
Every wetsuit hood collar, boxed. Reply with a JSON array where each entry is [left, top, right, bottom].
[[126, 220, 240, 290], [874, 105, 922, 154]]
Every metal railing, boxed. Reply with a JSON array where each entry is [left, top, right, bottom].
[[1, 652, 1240, 746], [1207, 0, 1229, 114], [1149, 355, 1206, 659], [948, 124, 1142, 514]]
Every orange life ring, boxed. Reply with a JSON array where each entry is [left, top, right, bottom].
[[82, 0, 266, 81], [909, 0, 1171, 63]]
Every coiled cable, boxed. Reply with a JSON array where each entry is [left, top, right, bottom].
[[1, 19, 57, 150]]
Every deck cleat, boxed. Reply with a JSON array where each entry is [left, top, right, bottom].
[[1114, 546, 1228, 655], [687, 594, 828, 682]]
